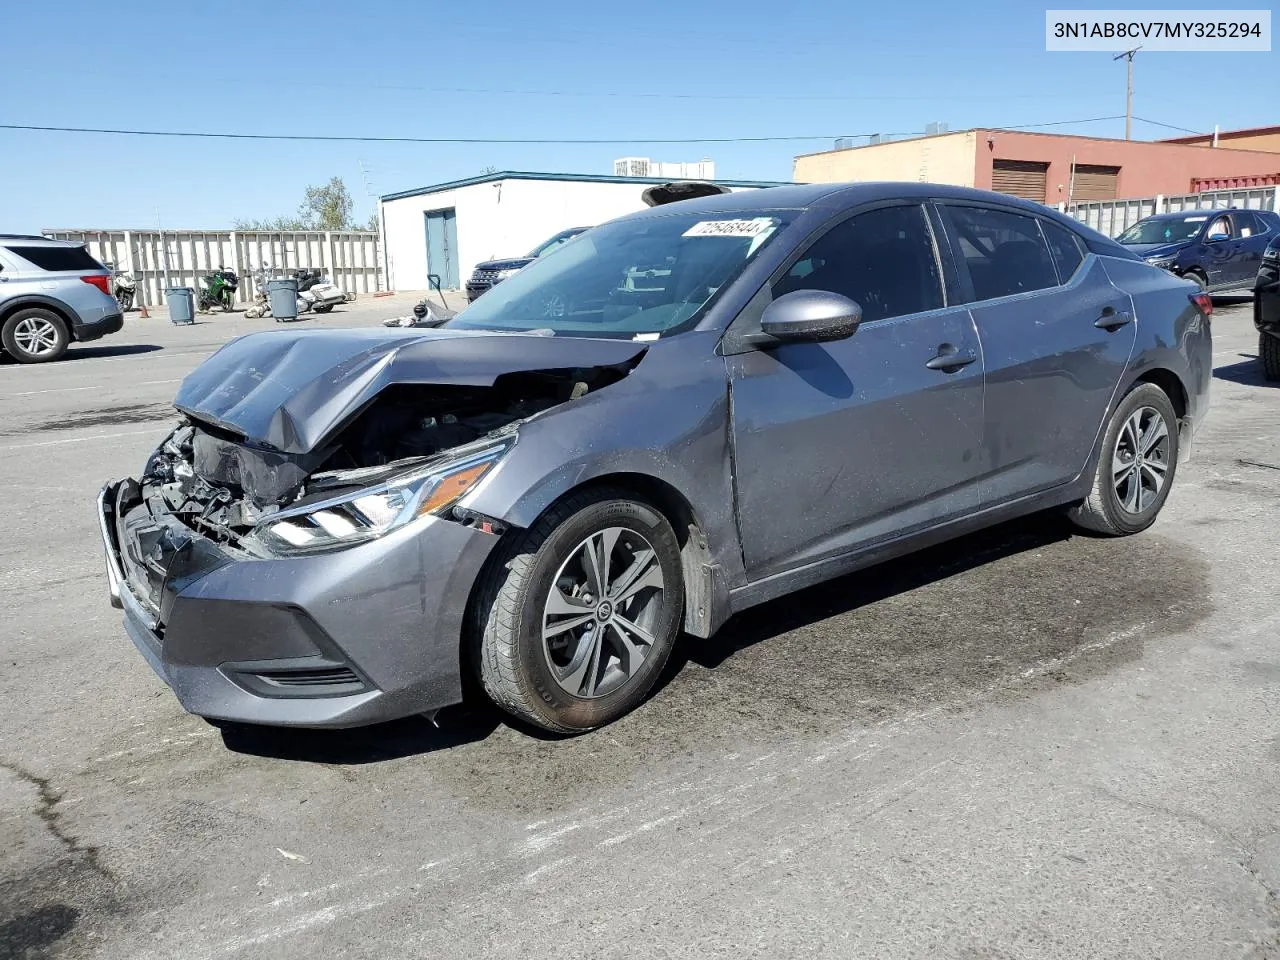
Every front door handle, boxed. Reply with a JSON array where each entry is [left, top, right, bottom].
[[925, 344, 977, 372], [1095, 307, 1133, 330]]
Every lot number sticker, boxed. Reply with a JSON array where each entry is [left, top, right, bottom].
[[683, 218, 776, 238]]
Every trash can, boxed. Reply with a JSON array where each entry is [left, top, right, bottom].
[[165, 287, 195, 325], [266, 277, 299, 321]]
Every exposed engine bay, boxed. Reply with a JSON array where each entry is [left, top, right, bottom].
[[142, 367, 625, 545]]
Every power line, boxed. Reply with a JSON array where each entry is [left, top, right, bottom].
[[1132, 116, 1203, 135], [0, 124, 850, 144], [0, 116, 1131, 145]]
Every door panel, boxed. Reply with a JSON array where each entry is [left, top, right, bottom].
[[1202, 213, 1238, 288], [937, 202, 1136, 503], [968, 257, 1136, 501], [424, 208, 459, 289], [729, 309, 985, 577], [1231, 211, 1267, 285]]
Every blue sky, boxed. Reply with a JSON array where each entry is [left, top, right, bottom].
[[2, 0, 1275, 232]]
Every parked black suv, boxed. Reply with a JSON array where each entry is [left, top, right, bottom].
[[1116, 208, 1280, 293], [465, 227, 589, 302]]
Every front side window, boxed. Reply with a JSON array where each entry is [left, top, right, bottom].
[[772, 204, 943, 323], [943, 205, 1059, 301], [448, 211, 794, 339], [1206, 215, 1232, 241]]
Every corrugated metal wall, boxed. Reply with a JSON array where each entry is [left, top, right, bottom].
[[41, 229, 382, 307], [1063, 186, 1280, 237]]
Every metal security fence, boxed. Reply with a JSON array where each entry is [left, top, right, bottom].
[[41, 229, 383, 307], [1062, 186, 1280, 238]]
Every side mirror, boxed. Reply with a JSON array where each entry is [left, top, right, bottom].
[[1206, 229, 1230, 243], [758, 290, 862, 343]]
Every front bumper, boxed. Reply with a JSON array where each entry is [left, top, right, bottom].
[[75, 312, 124, 342], [97, 479, 499, 728]]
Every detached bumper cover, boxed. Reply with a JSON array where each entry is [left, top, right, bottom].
[[97, 479, 499, 728]]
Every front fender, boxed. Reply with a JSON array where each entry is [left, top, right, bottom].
[[463, 332, 744, 584]]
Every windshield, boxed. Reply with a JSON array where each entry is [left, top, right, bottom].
[[1117, 216, 1208, 245], [449, 211, 794, 338], [527, 230, 586, 258]]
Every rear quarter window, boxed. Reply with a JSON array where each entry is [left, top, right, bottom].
[[1040, 220, 1086, 283], [5, 245, 105, 272]]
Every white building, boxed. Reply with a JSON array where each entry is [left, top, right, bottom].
[[379, 170, 780, 292], [613, 157, 716, 179]]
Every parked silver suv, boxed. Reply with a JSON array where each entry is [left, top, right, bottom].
[[0, 235, 124, 363]]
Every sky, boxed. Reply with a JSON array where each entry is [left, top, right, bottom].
[[2, 0, 1276, 233]]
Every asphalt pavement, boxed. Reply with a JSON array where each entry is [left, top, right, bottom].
[[2, 296, 1279, 959]]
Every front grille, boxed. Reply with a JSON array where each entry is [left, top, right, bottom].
[[471, 269, 499, 283]]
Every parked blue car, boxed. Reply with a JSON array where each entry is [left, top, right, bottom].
[[1116, 207, 1280, 293]]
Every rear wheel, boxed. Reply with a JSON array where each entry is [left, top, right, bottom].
[[1261, 333, 1280, 382], [474, 489, 684, 733], [2, 308, 70, 363], [314, 304, 334, 314], [1068, 383, 1179, 536]]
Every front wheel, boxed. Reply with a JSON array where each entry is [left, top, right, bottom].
[[473, 489, 685, 733], [1068, 383, 1179, 535]]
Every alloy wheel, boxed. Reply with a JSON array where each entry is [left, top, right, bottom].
[[1112, 405, 1170, 514], [13, 317, 60, 356], [541, 527, 666, 699]]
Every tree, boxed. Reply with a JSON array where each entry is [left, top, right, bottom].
[[235, 177, 365, 231]]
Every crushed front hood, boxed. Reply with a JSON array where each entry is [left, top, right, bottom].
[[173, 327, 646, 454]]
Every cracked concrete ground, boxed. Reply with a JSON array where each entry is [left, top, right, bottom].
[[1, 297, 1278, 959]]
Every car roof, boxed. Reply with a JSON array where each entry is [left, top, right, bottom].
[[613, 181, 1085, 222]]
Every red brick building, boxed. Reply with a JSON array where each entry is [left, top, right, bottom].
[[794, 128, 1280, 204]]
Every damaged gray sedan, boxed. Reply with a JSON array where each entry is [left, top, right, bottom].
[[99, 183, 1212, 734]]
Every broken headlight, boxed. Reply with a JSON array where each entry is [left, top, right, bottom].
[[244, 438, 511, 555]]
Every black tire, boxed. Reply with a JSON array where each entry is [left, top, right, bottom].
[[1261, 333, 1280, 382], [314, 304, 334, 314], [1068, 382, 1179, 536], [1, 308, 70, 363], [1185, 269, 1208, 292], [473, 488, 685, 734]]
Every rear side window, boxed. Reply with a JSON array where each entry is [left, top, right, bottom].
[[773, 204, 944, 323], [5, 244, 105, 272], [943, 206, 1060, 301], [1041, 220, 1086, 283], [1231, 211, 1264, 238]]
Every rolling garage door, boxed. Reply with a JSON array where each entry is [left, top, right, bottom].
[[991, 160, 1049, 201], [1071, 164, 1120, 201]]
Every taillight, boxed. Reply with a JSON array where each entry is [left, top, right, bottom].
[[1189, 292, 1213, 317], [80, 274, 111, 295]]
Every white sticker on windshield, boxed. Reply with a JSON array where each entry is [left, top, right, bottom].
[[632, 332, 660, 341], [682, 218, 775, 238], [1184, 216, 1208, 222]]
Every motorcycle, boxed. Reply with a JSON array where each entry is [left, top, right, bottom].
[[243, 267, 302, 320], [197, 267, 239, 313], [112, 268, 137, 311], [293, 267, 349, 314]]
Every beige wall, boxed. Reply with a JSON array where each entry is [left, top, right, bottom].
[[1166, 129, 1280, 153], [794, 132, 977, 187]]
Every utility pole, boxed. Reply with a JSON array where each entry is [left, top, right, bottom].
[[1113, 47, 1141, 140]]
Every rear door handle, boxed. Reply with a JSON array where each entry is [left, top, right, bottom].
[[1095, 308, 1133, 331], [925, 344, 978, 372]]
